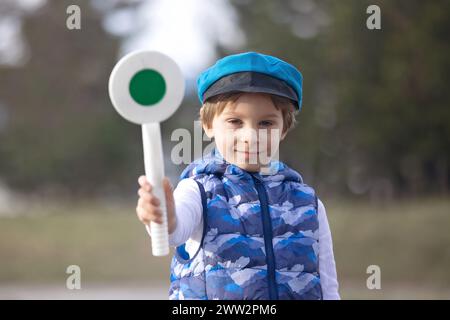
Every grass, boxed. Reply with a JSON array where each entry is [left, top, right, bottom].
[[0, 200, 172, 285], [1, 196, 449, 299], [327, 196, 450, 299]]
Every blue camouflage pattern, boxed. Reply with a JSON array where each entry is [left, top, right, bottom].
[[169, 149, 322, 300]]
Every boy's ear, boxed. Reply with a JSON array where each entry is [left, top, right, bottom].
[[203, 123, 214, 138], [280, 129, 288, 141]]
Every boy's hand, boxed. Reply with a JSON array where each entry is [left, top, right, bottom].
[[136, 175, 177, 235]]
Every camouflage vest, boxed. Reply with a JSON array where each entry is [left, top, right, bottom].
[[169, 150, 322, 300]]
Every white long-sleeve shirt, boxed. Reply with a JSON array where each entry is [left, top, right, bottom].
[[151, 178, 340, 300]]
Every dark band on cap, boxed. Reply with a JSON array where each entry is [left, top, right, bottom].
[[202, 72, 299, 106]]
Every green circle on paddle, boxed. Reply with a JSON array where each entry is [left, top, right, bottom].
[[129, 69, 166, 106]]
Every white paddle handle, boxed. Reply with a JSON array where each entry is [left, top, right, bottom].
[[142, 123, 169, 256]]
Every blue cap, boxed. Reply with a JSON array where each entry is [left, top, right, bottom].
[[197, 52, 303, 110]]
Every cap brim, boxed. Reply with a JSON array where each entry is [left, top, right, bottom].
[[203, 72, 299, 109]]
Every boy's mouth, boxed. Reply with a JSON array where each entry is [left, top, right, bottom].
[[231, 149, 272, 165], [234, 149, 259, 155]]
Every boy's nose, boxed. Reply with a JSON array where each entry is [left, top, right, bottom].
[[239, 127, 257, 141], [237, 127, 259, 150]]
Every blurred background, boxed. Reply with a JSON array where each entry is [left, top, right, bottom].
[[0, 0, 449, 299]]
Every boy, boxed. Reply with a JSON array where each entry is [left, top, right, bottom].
[[136, 52, 340, 300]]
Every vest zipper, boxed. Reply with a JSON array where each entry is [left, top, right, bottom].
[[253, 176, 279, 300]]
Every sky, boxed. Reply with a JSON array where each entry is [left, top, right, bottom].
[[0, 0, 47, 66], [99, 0, 246, 81]]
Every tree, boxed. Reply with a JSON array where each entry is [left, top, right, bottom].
[[228, 0, 450, 197]]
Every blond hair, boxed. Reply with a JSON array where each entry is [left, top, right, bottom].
[[199, 92, 298, 133]]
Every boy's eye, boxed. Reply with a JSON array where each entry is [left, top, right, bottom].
[[227, 119, 242, 125], [260, 121, 273, 127]]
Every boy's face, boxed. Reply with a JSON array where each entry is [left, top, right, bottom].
[[203, 93, 287, 172]]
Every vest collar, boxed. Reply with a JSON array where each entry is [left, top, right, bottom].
[[180, 148, 303, 184]]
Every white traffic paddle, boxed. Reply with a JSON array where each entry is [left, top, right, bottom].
[[108, 51, 185, 256]]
